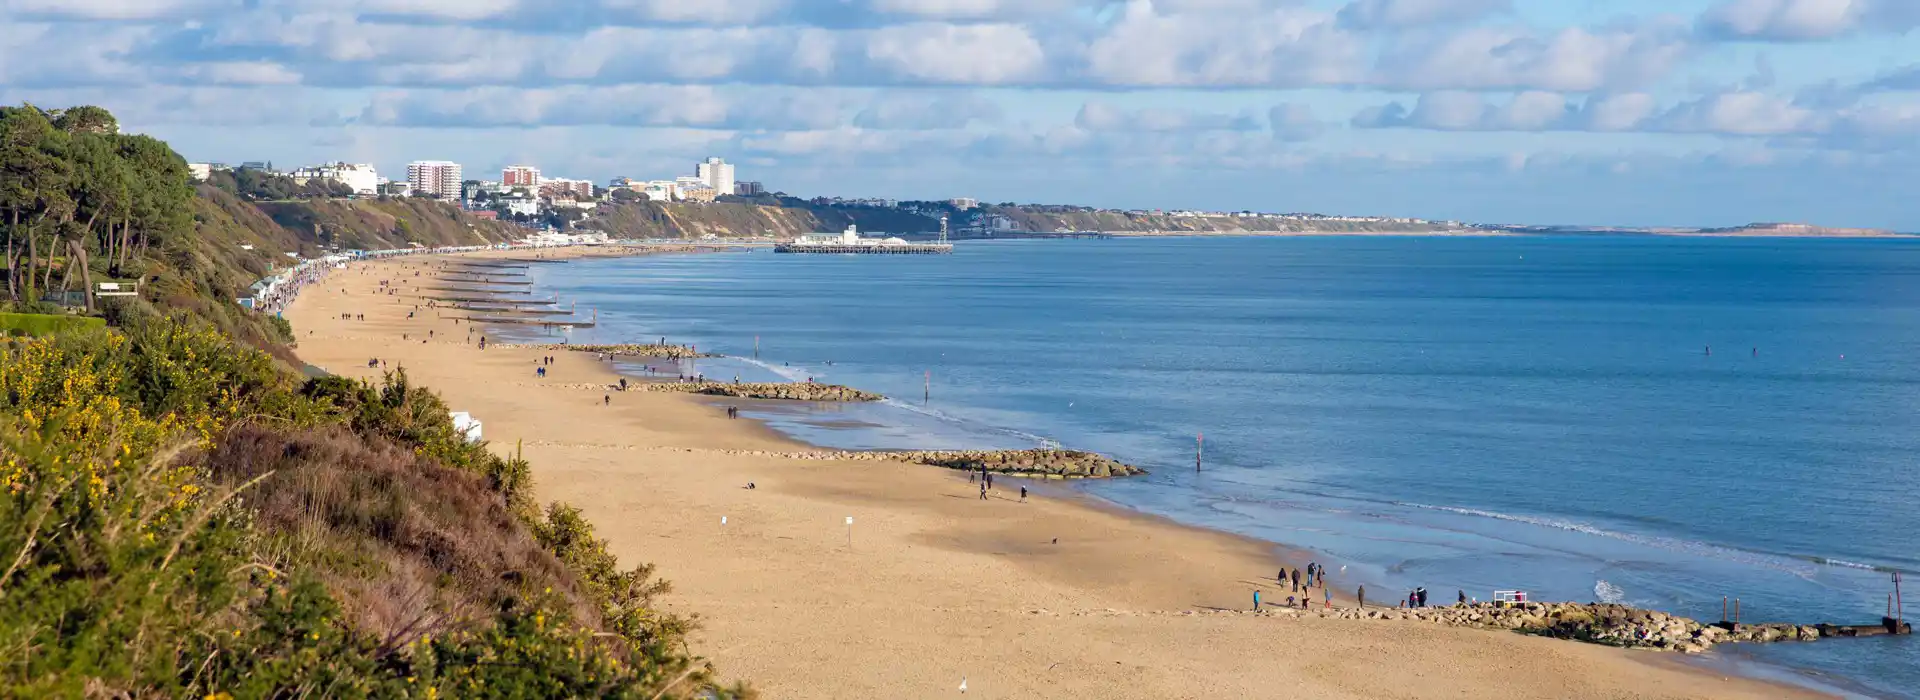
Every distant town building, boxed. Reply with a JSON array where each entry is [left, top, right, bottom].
[[187, 163, 211, 182], [678, 184, 717, 203], [499, 196, 540, 217], [697, 157, 735, 199], [291, 162, 379, 195], [539, 178, 593, 200], [640, 180, 677, 202], [407, 160, 463, 198], [502, 165, 541, 188], [379, 181, 412, 196], [469, 210, 499, 220], [239, 161, 276, 173], [950, 197, 979, 210], [735, 181, 765, 196]]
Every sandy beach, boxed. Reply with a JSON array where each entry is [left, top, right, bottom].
[[284, 247, 1824, 699]]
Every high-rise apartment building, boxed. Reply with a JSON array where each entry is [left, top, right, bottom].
[[502, 165, 541, 188], [697, 157, 735, 199], [407, 161, 463, 199]]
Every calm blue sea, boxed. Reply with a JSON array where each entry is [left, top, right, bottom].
[[530, 236, 1920, 698]]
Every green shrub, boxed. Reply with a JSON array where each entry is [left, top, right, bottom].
[[0, 312, 105, 336]]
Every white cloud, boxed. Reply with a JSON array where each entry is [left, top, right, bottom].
[[1653, 90, 1822, 135], [1, 0, 240, 20], [1082, 0, 1365, 87], [1337, 0, 1511, 28], [1376, 23, 1691, 92], [598, 0, 791, 24], [865, 23, 1046, 84], [1695, 0, 1889, 40], [1584, 92, 1659, 130]]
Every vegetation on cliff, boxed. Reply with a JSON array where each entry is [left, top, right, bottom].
[[0, 104, 745, 697]]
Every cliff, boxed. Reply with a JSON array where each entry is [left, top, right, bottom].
[[256, 196, 521, 250], [581, 200, 944, 239], [989, 207, 1458, 234], [580, 200, 1455, 239]]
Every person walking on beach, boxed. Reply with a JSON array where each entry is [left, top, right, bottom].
[[979, 482, 988, 500], [603, 395, 610, 406], [1278, 568, 1288, 589], [1417, 587, 1428, 608], [1323, 587, 1330, 609], [985, 473, 993, 490], [1306, 563, 1316, 588], [1253, 590, 1261, 612], [1290, 568, 1301, 592], [1020, 486, 1028, 503], [1358, 585, 1366, 609]]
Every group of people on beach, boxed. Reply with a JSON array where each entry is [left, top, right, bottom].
[[1259, 563, 1333, 610], [969, 469, 1030, 503]]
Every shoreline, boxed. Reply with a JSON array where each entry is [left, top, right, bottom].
[[283, 245, 1827, 699]]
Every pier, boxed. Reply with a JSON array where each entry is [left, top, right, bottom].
[[775, 224, 953, 254], [773, 243, 952, 254]]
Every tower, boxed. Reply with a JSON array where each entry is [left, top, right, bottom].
[[940, 216, 949, 245]]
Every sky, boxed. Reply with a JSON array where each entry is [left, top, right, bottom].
[[1, 0, 1917, 229]]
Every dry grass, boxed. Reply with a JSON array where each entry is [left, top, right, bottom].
[[204, 425, 601, 648]]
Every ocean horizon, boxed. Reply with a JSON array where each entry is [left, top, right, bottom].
[[529, 235, 1919, 699]]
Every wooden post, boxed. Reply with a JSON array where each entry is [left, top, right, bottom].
[[1723, 596, 1728, 623], [1196, 433, 1203, 473], [755, 335, 760, 359], [1734, 598, 1740, 627], [1897, 572, 1904, 630], [924, 371, 930, 404]]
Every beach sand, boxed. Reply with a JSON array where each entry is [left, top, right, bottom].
[[285, 248, 1826, 699]]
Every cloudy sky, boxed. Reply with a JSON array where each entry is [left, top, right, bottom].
[[2, 0, 1916, 228]]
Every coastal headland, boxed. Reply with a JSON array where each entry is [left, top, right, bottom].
[[284, 246, 1824, 699]]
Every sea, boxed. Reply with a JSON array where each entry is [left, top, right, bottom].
[[526, 236, 1920, 698]]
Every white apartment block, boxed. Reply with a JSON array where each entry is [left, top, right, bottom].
[[697, 157, 734, 199], [407, 161, 463, 199], [187, 163, 211, 182], [641, 180, 677, 202], [292, 162, 379, 195], [950, 197, 979, 210]]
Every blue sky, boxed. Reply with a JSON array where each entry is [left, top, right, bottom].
[[2, 0, 1917, 229]]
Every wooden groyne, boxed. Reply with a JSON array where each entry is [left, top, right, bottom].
[[425, 296, 556, 305], [457, 316, 593, 328], [455, 306, 573, 316]]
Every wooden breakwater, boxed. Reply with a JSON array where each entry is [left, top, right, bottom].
[[457, 316, 593, 328], [426, 296, 556, 305]]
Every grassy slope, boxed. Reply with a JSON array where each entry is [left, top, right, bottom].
[[582, 201, 945, 238], [257, 196, 519, 250]]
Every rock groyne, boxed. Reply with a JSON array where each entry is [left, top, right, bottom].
[[1319, 602, 1905, 654], [508, 342, 714, 359], [887, 449, 1147, 478], [650, 381, 884, 402]]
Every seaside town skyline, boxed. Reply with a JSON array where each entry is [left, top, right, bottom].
[[5, 0, 1915, 230]]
